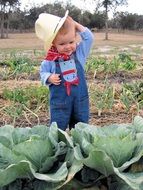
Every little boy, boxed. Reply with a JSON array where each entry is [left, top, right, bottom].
[[35, 10, 93, 130]]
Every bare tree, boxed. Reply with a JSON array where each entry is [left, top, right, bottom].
[[76, 0, 127, 39], [0, 0, 20, 38], [102, 0, 127, 40]]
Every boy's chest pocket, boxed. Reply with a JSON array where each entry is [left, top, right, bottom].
[[59, 59, 78, 82]]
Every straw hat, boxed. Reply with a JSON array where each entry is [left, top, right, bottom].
[[35, 10, 69, 51]]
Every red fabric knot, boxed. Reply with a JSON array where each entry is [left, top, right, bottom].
[[45, 46, 70, 61], [64, 78, 79, 96]]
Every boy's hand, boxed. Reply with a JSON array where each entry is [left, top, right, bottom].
[[48, 73, 61, 85], [67, 16, 85, 32], [74, 21, 86, 32]]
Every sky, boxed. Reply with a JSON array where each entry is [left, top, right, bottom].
[[20, 0, 143, 17]]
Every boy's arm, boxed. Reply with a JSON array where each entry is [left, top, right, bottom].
[[40, 60, 51, 85], [74, 22, 94, 67], [40, 60, 61, 85], [74, 21, 86, 32]]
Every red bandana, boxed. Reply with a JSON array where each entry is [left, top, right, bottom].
[[45, 46, 70, 61]]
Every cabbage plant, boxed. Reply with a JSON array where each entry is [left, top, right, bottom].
[[0, 123, 82, 190], [71, 116, 143, 190], [0, 116, 143, 190]]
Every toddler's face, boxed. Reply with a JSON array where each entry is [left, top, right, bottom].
[[53, 29, 76, 55]]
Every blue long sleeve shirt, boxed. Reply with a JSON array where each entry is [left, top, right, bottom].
[[40, 28, 94, 86]]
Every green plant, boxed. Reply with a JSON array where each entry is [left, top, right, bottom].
[[0, 124, 82, 190], [71, 116, 143, 189], [123, 82, 143, 103], [108, 57, 120, 74], [85, 57, 107, 76], [2, 86, 49, 110], [0, 116, 143, 189], [118, 53, 136, 71], [1, 52, 37, 80], [0, 65, 11, 80], [90, 80, 114, 116], [120, 86, 135, 112], [2, 86, 49, 124], [25, 86, 49, 111], [120, 82, 143, 112], [4, 104, 23, 125], [3, 88, 28, 104]]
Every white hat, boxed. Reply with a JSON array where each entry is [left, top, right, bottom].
[[35, 10, 69, 51]]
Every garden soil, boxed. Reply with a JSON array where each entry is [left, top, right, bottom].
[[0, 32, 143, 127]]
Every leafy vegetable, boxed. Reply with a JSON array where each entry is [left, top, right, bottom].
[[71, 116, 143, 189], [0, 116, 143, 189], [0, 123, 82, 190]]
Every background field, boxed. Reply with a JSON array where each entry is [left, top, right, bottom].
[[0, 31, 143, 127], [1, 32, 143, 49]]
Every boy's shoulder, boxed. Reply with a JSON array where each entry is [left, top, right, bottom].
[[41, 59, 56, 68], [79, 28, 93, 39], [41, 59, 55, 64]]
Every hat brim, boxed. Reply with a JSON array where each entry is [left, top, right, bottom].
[[44, 10, 69, 51]]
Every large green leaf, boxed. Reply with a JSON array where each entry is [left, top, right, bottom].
[[0, 160, 68, 187], [73, 144, 114, 176], [31, 125, 50, 140], [114, 167, 143, 190], [94, 134, 138, 167], [71, 123, 97, 156], [83, 149, 114, 176], [40, 141, 69, 173], [133, 116, 143, 133], [118, 142, 143, 172], [12, 125, 50, 146], [0, 144, 27, 170], [58, 128, 74, 147], [12, 127, 31, 145], [13, 139, 53, 170], [29, 162, 68, 182], [100, 124, 131, 138], [48, 122, 59, 146], [62, 159, 83, 186], [0, 161, 32, 187], [0, 125, 14, 148]]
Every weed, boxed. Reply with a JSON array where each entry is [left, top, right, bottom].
[[2, 85, 49, 124], [118, 53, 136, 70], [89, 79, 115, 116]]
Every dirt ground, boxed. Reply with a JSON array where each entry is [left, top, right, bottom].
[[0, 31, 143, 127], [1, 31, 143, 49]]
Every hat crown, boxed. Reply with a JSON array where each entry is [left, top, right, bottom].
[[35, 10, 69, 51], [35, 13, 61, 41]]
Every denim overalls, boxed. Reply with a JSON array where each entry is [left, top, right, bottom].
[[49, 55, 89, 130]]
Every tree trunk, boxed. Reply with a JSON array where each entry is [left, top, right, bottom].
[[6, 13, 9, 38], [0, 12, 5, 39], [105, 6, 108, 40]]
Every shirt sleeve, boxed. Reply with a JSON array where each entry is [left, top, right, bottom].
[[40, 60, 55, 85], [75, 28, 94, 68]]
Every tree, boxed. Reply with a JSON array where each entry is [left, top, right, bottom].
[[112, 12, 143, 30], [0, 0, 20, 38], [68, 0, 127, 39], [100, 0, 128, 40], [91, 11, 106, 29]]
